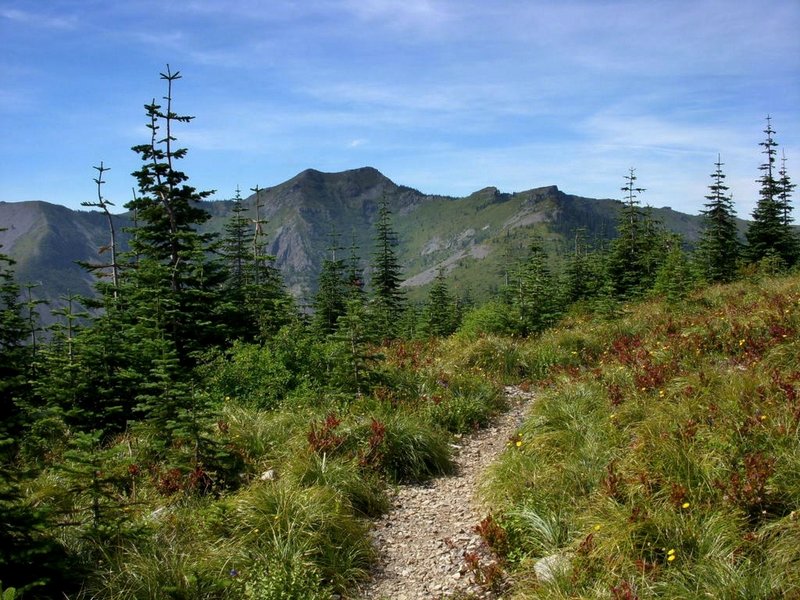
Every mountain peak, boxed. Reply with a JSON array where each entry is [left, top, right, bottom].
[[292, 166, 389, 183]]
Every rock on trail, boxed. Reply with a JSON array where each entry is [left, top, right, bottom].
[[358, 386, 535, 599]]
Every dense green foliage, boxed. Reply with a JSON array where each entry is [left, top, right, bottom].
[[747, 117, 799, 267], [697, 155, 740, 282], [1, 66, 798, 600]]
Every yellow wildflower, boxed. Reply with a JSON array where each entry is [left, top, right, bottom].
[[681, 502, 690, 509]]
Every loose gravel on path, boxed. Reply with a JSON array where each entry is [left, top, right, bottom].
[[358, 386, 535, 600]]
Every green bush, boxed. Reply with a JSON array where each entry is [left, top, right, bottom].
[[200, 342, 295, 410], [243, 556, 325, 600], [457, 299, 519, 338]]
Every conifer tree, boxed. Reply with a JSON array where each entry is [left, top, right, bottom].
[[511, 239, 559, 335], [746, 117, 797, 266], [80, 162, 120, 296], [776, 150, 799, 264], [60, 431, 132, 537], [218, 186, 279, 341], [124, 65, 226, 362], [242, 185, 294, 339], [564, 230, 612, 306], [222, 186, 250, 292], [22, 283, 45, 371], [698, 155, 740, 282], [346, 232, 366, 301], [56, 303, 134, 435], [0, 240, 73, 595], [370, 195, 405, 338], [423, 268, 458, 337], [329, 298, 379, 396], [313, 231, 348, 336], [34, 295, 92, 430], [608, 169, 667, 298], [652, 237, 694, 303], [0, 240, 28, 449]]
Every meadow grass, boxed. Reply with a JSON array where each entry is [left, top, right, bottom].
[[27, 274, 800, 598], [481, 274, 800, 599]]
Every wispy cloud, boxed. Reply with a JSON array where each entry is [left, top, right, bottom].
[[340, 0, 451, 31], [0, 0, 797, 217], [0, 7, 78, 29], [348, 138, 367, 148]]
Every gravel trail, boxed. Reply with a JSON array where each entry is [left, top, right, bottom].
[[358, 386, 535, 599]]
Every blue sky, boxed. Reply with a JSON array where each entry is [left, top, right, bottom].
[[1, 0, 798, 218]]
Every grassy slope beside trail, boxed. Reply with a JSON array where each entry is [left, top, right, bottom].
[[26, 334, 507, 599], [478, 274, 800, 598]]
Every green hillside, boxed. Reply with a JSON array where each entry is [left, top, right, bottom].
[[1, 167, 719, 313]]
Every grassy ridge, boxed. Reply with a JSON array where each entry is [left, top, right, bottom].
[[479, 274, 800, 598]]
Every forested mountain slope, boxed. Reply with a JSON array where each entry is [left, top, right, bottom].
[[1, 167, 714, 309]]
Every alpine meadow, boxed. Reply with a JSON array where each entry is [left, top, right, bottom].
[[1, 64, 799, 600]]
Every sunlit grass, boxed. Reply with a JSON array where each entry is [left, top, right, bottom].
[[482, 273, 800, 598]]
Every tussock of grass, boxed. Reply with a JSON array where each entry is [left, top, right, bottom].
[[286, 451, 390, 517], [232, 482, 373, 592], [376, 411, 455, 482], [483, 274, 800, 599]]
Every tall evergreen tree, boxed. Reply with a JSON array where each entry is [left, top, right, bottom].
[[746, 117, 797, 266], [313, 231, 348, 336], [423, 268, 458, 337], [608, 169, 669, 298], [608, 169, 648, 298], [22, 283, 45, 372], [33, 295, 92, 431], [346, 231, 366, 301], [698, 155, 740, 282], [242, 185, 294, 339], [218, 186, 284, 342], [221, 186, 250, 292], [0, 238, 28, 457], [776, 150, 799, 263], [511, 239, 559, 335], [80, 162, 120, 296], [564, 230, 612, 307], [124, 65, 226, 363], [370, 195, 405, 338], [652, 236, 694, 303]]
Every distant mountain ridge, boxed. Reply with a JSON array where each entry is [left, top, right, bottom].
[[1, 166, 710, 318]]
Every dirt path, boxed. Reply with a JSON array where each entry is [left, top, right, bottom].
[[358, 386, 535, 599]]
